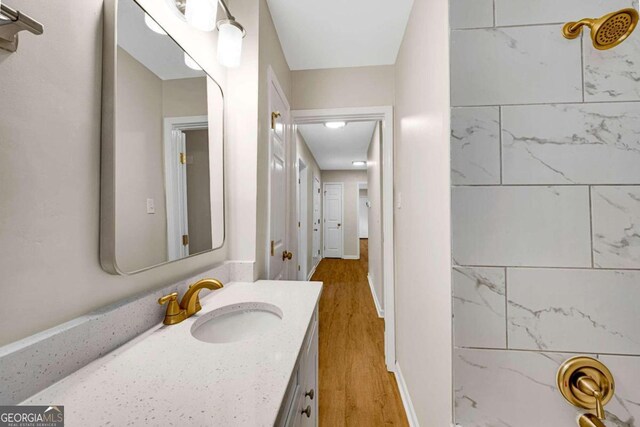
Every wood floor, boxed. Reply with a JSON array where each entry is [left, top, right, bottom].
[[311, 239, 408, 427]]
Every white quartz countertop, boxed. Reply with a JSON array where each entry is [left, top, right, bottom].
[[22, 280, 323, 427]]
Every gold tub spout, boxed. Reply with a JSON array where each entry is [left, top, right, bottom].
[[579, 413, 606, 427]]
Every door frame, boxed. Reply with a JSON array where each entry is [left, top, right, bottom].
[[266, 66, 293, 280], [163, 115, 208, 261], [292, 106, 396, 372], [311, 173, 322, 274], [297, 158, 308, 280], [355, 181, 368, 259], [322, 182, 344, 259]]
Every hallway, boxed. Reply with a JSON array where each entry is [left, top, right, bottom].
[[311, 239, 408, 426]]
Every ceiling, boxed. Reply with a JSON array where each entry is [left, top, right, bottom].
[[118, 0, 206, 80], [266, 0, 414, 70], [298, 122, 377, 170]]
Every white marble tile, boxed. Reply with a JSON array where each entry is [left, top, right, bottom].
[[508, 268, 640, 354], [452, 186, 592, 267], [495, 0, 636, 26], [454, 349, 579, 427], [451, 0, 494, 29], [453, 267, 506, 349], [451, 107, 501, 185], [592, 186, 640, 268], [600, 355, 640, 426], [451, 26, 582, 106], [502, 103, 640, 184], [585, 30, 640, 102]]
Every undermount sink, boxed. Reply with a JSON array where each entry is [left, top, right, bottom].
[[191, 302, 283, 344]]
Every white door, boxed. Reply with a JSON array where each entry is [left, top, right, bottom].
[[297, 164, 308, 280], [268, 74, 291, 280], [170, 129, 189, 259], [323, 183, 343, 259], [312, 176, 321, 267]]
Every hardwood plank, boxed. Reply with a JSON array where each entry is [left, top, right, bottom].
[[313, 239, 409, 427]]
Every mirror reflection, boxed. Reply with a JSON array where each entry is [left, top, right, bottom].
[[112, 0, 224, 273]]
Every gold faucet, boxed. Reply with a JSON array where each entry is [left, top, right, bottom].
[[158, 278, 224, 325]]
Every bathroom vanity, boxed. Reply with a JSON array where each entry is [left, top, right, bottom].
[[22, 281, 321, 427]]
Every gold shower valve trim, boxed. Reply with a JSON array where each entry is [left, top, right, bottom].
[[557, 356, 615, 421], [562, 8, 639, 50]]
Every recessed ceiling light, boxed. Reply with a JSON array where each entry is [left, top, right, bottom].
[[325, 121, 346, 129], [352, 161, 367, 167]]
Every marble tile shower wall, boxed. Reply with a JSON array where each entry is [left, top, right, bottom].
[[450, 1, 640, 426]]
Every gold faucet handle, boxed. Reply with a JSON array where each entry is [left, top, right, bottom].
[[158, 292, 180, 313], [158, 292, 187, 325], [576, 375, 606, 420]]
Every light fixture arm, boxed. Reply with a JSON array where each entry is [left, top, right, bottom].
[[217, 0, 235, 21]]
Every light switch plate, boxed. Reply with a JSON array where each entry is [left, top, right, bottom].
[[146, 198, 155, 214]]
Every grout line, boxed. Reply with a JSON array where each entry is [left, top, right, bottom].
[[452, 263, 640, 272], [498, 106, 503, 185], [492, 0, 496, 27], [453, 346, 640, 358], [453, 184, 640, 188], [589, 186, 595, 268], [452, 99, 640, 108], [453, 22, 567, 31]]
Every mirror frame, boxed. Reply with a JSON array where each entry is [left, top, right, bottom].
[[100, 0, 225, 275]]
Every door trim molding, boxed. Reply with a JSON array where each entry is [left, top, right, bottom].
[[163, 116, 208, 262], [355, 181, 367, 259], [292, 106, 396, 372], [296, 158, 308, 280], [322, 182, 344, 259]]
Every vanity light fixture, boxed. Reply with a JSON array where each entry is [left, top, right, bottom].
[[185, 0, 217, 32], [184, 52, 202, 70], [216, 0, 246, 68], [144, 13, 167, 35], [145, 0, 246, 68], [352, 161, 367, 167], [325, 121, 346, 129]]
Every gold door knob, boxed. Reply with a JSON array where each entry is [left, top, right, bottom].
[[282, 250, 293, 261], [557, 356, 615, 421]]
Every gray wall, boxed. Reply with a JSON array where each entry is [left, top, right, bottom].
[[0, 0, 228, 346], [116, 47, 167, 272], [450, 0, 640, 425], [321, 170, 368, 259]]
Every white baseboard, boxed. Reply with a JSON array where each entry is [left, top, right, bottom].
[[307, 262, 318, 281], [342, 255, 359, 260], [395, 362, 420, 427], [367, 273, 384, 318]]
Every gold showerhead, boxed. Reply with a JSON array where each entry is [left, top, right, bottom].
[[563, 8, 639, 50]]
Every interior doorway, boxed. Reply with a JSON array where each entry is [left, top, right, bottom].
[[163, 115, 210, 261], [292, 106, 396, 372], [297, 159, 309, 280], [312, 175, 322, 269]]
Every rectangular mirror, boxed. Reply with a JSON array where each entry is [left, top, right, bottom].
[[101, 0, 225, 275]]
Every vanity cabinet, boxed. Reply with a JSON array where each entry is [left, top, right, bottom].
[[277, 306, 318, 427]]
